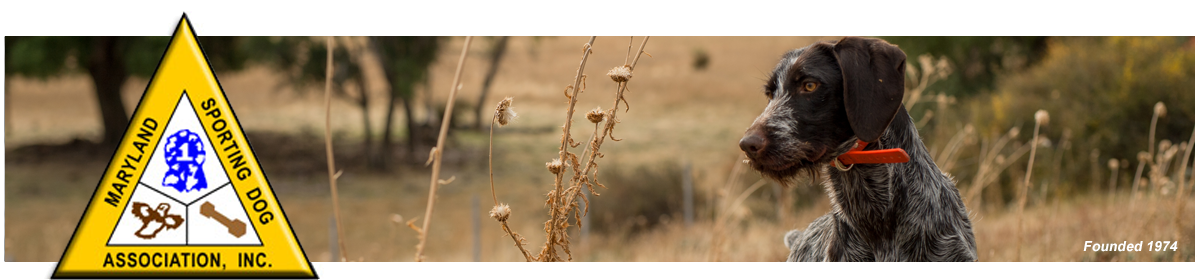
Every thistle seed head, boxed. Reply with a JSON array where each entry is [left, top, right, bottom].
[[495, 97, 518, 126], [1137, 151, 1152, 163], [1035, 110, 1049, 125], [1037, 136, 1053, 147], [1158, 140, 1172, 153], [1162, 145, 1179, 161], [490, 204, 512, 222], [1154, 102, 1167, 117], [1008, 127, 1021, 138], [586, 107, 606, 124], [1108, 158, 1119, 170], [607, 65, 633, 83], [961, 125, 977, 144], [546, 158, 566, 174]]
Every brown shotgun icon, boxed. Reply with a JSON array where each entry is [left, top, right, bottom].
[[199, 201, 247, 238]]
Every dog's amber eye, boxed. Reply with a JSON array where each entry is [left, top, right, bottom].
[[802, 82, 819, 92]]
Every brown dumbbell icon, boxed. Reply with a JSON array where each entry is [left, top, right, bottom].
[[199, 201, 247, 238]]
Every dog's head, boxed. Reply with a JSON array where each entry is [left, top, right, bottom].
[[739, 37, 907, 181]]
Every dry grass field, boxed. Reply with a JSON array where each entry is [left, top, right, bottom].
[[4, 36, 1193, 262]]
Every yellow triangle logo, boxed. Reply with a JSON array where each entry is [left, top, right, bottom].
[[53, 15, 316, 278]]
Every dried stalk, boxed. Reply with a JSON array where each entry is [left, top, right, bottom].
[[1016, 110, 1048, 261], [414, 36, 473, 262], [710, 176, 766, 261], [1174, 130, 1195, 203], [903, 54, 951, 111], [566, 36, 650, 218], [963, 127, 1031, 209], [486, 97, 535, 261], [1042, 129, 1071, 205], [1148, 103, 1171, 200], [539, 36, 651, 262], [1108, 158, 1121, 203], [538, 36, 597, 262], [710, 152, 752, 262], [1130, 102, 1166, 204], [1148, 141, 1178, 203], [936, 124, 975, 173], [492, 204, 533, 261], [562, 36, 650, 259], [1172, 130, 1195, 262], [322, 36, 348, 262]]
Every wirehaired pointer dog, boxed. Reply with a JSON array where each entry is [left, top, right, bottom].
[[739, 37, 977, 261]]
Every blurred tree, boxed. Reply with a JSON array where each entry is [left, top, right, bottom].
[[472, 36, 510, 130], [5, 36, 244, 146], [882, 36, 1048, 96], [965, 36, 1194, 194], [241, 37, 377, 165], [244, 36, 441, 169], [370, 37, 440, 168]]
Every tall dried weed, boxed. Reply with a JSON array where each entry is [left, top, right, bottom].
[[486, 37, 651, 261], [413, 36, 474, 261]]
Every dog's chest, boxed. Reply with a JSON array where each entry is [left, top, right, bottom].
[[826, 159, 948, 261]]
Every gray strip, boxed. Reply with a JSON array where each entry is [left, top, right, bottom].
[[50, 11, 319, 35]]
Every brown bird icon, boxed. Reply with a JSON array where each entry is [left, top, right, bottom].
[[131, 202, 184, 239]]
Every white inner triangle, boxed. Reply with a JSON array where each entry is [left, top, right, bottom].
[[142, 92, 229, 203], [108, 92, 261, 245]]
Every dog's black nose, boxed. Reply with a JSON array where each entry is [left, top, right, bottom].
[[739, 132, 767, 156]]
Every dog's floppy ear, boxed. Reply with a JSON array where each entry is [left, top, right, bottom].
[[833, 37, 907, 143]]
